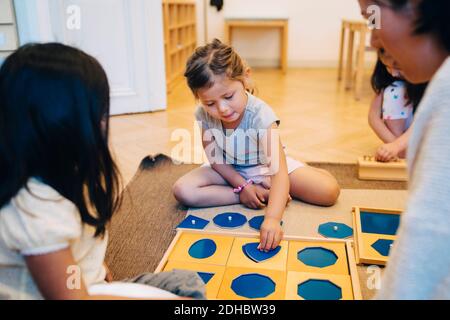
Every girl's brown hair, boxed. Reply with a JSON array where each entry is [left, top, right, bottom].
[[184, 39, 254, 97]]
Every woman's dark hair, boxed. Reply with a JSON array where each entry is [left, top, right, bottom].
[[371, 58, 428, 112], [0, 43, 121, 237], [387, 0, 450, 52]]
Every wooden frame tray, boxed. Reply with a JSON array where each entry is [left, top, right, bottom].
[[352, 206, 402, 266], [358, 156, 407, 181], [155, 229, 362, 300]]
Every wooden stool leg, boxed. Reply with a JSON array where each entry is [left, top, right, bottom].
[[345, 30, 355, 90], [354, 28, 367, 100], [281, 22, 288, 73], [338, 23, 346, 81], [224, 24, 230, 44]]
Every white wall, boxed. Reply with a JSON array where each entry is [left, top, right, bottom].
[[196, 0, 370, 68]]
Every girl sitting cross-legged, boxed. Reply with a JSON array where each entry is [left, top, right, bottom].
[[173, 39, 340, 251]]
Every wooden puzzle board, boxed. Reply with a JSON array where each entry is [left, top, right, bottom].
[[352, 207, 402, 266], [156, 230, 362, 300]]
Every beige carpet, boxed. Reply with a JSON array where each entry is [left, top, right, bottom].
[[105, 154, 408, 299]]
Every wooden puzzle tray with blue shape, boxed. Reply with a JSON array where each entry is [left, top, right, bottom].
[[155, 230, 362, 300], [352, 206, 402, 266]]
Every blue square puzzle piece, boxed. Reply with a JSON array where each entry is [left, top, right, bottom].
[[177, 215, 209, 230], [360, 211, 400, 236]]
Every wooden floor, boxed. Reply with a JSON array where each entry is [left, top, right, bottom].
[[110, 68, 380, 185]]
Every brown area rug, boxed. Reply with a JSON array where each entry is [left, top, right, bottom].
[[105, 154, 407, 280]]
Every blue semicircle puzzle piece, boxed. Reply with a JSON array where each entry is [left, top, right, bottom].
[[248, 216, 264, 230], [197, 272, 214, 284], [371, 239, 394, 256], [242, 243, 281, 263], [248, 215, 284, 231], [231, 273, 276, 299], [188, 239, 217, 259], [318, 222, 353, 239], [213, 212, 247, 229]]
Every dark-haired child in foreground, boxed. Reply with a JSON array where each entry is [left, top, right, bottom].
[[0, 43, 204, 300]]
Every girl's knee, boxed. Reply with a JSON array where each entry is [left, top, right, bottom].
[[320, 177, 340, 206], [172, 179, 197, 206]]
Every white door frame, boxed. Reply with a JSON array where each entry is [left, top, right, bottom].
[[14, 0, 166, 115]]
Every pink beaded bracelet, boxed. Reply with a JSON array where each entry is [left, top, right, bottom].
[[233, 179, 254, 194]]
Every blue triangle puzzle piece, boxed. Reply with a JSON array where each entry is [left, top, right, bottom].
[[371, 239, 394, 256], [197, 272, 214, 284]]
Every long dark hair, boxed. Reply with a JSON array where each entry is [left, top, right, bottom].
[[0, 43, 121, 237], [371, 58, 428, 112]]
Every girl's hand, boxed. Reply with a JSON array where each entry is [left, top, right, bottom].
[[376, 142, 400, 162], [239, 184, 266, 209], [258, 217, 283, 251], [254, 184, 270, 203]]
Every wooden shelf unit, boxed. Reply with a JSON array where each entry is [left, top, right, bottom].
[[162, 0, 197, 92], [0, 0, 20, 65]]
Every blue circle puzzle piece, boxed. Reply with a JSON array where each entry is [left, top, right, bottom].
[[197, 272, 214, 284], [298, 279, 342, 300], [231, 273, 276, 299], [318, 222, 353, 239], [213, 212, 247, 229], [188, 239, 217, 259], [242, 243, 281, 263], [371, 239, 394, 257], [297, 247, 338, 268]]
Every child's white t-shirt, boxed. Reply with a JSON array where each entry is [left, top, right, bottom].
[[382, 80, 414, 130], [195, 92, 280, 167], [0, 178, 108, 299]]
